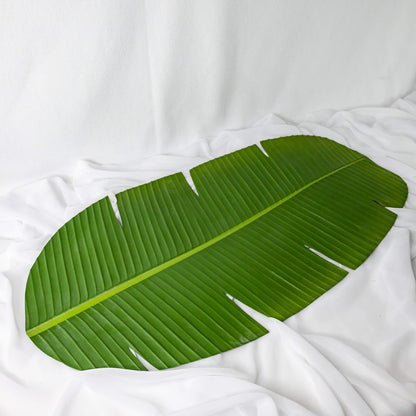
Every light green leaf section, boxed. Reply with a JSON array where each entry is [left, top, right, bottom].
[[25, 136, 407, 371]]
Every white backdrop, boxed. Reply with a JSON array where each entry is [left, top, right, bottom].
[[1, 1, 416, 193]]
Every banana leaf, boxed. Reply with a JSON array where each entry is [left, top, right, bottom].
[[25, 136, 407, 370]]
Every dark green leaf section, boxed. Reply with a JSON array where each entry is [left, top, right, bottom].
[[25, 136, 408, 370]]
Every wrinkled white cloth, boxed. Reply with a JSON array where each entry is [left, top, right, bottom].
[[0, 91, 416, 415]]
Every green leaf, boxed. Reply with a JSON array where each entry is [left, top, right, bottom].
[[25, 136, 407, 371]]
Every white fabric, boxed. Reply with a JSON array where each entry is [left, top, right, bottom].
[[1, 91, 416, 415], [2, 1, 416, 194]]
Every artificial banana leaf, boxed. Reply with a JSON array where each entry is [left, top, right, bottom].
[[25, 136, 408, 371]]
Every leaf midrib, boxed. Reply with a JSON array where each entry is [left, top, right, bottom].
[[27, 157, 365, 338]]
